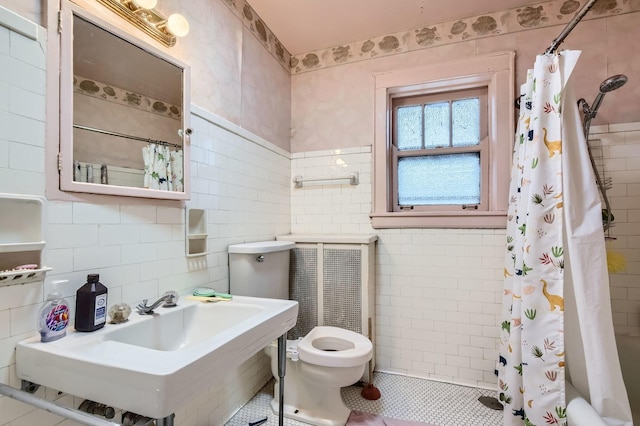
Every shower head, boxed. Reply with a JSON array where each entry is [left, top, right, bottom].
[[599, 74, 628, 93], [588, 74, 629, 120]]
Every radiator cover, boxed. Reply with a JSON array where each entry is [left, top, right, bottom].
[[279, 235, 376, 370]]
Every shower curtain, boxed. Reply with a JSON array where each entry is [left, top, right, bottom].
[[498, 51, 632, 426], [142, 143, 183, 191]]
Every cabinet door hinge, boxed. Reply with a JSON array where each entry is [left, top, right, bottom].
[[57, 11, 62, 34], [57, 152, 63, 171]]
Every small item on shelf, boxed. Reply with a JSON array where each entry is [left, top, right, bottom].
[[15, 264, 38, 270], [75, 274, 108, 332], [100, 164, 108, 185], [37, 280, 70, 342], [74, 160, 81, 181]]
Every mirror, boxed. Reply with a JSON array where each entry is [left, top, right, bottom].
[[59, 1, 191, 200]]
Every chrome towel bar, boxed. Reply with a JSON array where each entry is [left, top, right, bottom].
[[292, 172, 359, 188]]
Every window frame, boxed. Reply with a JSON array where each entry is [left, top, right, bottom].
[[391, 88, 489, 212], [371, 51, 515, 229]]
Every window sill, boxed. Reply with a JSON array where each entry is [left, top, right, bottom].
[[370, 211, 507, 229]]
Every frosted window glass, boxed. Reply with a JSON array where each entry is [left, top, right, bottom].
[[424, 102, 450, 148], [397, 154, 480, 205], [396, 106, 423, 150], [452, 98, 480, 147]]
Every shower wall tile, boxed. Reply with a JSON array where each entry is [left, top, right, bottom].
[[9, 29, 45, 69], [0, 82, 8, 112], [8, 140, 44, 172], [9, 85, 44, 121], [0, 24, 8, 53], [47, 224, 99, 249], [600, 123, 640, 335], [72, 203, 120, 224]]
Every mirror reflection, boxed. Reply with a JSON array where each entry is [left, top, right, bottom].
[[70, 14, 186, 193]]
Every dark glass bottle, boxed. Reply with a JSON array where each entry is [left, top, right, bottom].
[[75, 274, 108, 332]]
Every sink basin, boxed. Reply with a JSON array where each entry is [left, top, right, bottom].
[[16, 295, 298, 419], [106, 302, 263, 351]]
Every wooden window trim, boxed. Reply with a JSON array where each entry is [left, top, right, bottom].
[[371, 51, 515, 229]]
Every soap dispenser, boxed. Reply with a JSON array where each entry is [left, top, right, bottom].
[[75, 274, 108, 332], [37, 280, 70, 342]]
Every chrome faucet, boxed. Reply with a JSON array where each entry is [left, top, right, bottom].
[[136, 291, 179, 315]]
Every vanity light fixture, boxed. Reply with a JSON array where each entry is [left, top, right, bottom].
[[96, 0, 190, 47]]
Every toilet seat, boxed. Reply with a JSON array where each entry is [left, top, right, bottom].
[[296, 326, 372, 368]]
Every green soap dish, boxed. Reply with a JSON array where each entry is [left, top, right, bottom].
[[193, 287, 215, 297], [193, 287, 232, 299]]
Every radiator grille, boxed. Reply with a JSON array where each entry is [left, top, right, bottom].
[[323, 248, 362, 333], [289, 247, 317, 339], [289, 246, 365, 338]]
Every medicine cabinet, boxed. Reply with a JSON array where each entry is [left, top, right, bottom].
[[57, 0, 191, 200]]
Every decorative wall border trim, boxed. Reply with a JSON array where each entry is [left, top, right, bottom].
[[289, 0, 640, 75], [218, 0, 291, 72], [74, 75, 182, 120]]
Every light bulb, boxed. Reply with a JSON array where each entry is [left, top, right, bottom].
[[131, 0, 158, 9], [166, 13, 189, 37]]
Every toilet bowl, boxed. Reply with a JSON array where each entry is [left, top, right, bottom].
[[228, 241, 373, 425], [266, 326, 373, 426]]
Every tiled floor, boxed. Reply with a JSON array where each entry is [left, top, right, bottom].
[[226, 372, 503, 426]]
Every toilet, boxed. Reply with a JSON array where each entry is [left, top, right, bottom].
[[228, 241, 373, 426]]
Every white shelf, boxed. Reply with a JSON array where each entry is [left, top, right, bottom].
[[0, 194, 51, 286], [0, 242, 46, 253], [188, 233, 207, 240], [0, 267, 52, 287]]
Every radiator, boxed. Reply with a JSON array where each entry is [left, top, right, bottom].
[[277, 235, 377, 367]]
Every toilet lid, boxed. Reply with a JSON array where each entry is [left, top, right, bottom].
[[296, 326, 372, 368]]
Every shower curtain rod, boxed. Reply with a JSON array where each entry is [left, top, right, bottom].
[[516, 0, 599, 109], [73, 124, 183, 149], [545, 0, 598, 54]]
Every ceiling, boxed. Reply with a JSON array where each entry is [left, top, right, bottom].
[[248, 0, 551, 54]]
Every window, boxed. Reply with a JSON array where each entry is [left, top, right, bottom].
[[392, 88, 488, 211], [371, 51, 515, 228]]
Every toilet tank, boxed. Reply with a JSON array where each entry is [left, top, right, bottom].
[[228, 241, 295, 300]]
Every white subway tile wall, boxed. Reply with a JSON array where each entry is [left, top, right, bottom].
[[0, 21, 289, 426], [0, 33, 49, 426], [592, 124, 640, 335], [291, 148, 506, 389]]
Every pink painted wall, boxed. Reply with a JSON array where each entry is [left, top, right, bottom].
[[291, 11, 640, 153], [160, 0, 292, 151]]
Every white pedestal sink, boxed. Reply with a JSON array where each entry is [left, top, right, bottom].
[[16, 295, 298, 419]]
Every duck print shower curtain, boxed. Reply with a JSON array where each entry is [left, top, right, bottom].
[[498, 51, 632, 426]]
